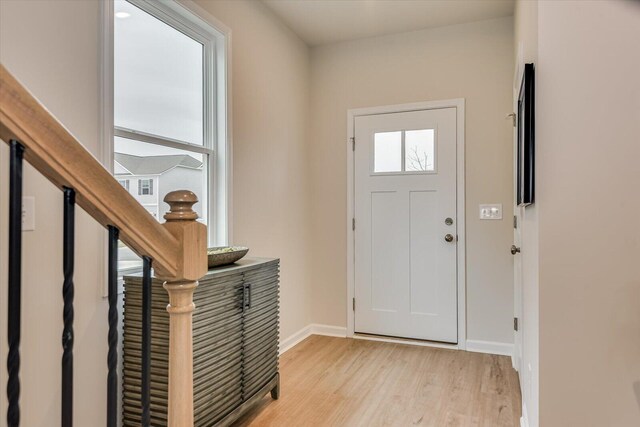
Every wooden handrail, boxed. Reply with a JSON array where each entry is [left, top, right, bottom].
[[0, 64, 182, 277]]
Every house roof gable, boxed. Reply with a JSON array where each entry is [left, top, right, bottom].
[[114, 153, 202, 175]]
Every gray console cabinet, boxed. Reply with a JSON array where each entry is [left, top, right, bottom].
[[122, 257, 280, 426]]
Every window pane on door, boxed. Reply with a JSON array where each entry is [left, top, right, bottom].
[[374, 131, 402, 173], [114, 0, 204, 145], [405, 129, 435, 172]]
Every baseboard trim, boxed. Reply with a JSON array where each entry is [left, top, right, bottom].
[[465, 339, 514, 357], [279, 325, 312, 355], [282, 328, 512, 358], [310, 324, 347, 338], [279, 324, 348, 355], [520, 402, 530, 427]]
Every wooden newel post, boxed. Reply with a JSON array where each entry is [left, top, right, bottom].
[[158, 190, 207, 427]]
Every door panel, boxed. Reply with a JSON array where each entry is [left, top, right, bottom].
[[409, 190, 438, 315], [371, 191, 402, 312], [354, 108, 457, 343]]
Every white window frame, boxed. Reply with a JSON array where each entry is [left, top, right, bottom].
[[100, 0, 232, 291]]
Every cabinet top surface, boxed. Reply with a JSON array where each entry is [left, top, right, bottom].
[[124, 257, 279, 282]]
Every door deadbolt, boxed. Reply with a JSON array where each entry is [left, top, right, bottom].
[[444, 234, 454, 242], [445, 217, 453, 226]]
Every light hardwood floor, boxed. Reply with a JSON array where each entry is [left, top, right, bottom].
[[233, 335, 521, 427]]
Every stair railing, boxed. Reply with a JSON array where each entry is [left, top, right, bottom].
[[1, 64, 207, 427]]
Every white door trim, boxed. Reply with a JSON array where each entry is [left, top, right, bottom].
[[346, 99, 466, 350]]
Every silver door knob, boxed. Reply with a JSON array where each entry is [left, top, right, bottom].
[[511, 245, 521, 255], [444, 234, 454, 242]]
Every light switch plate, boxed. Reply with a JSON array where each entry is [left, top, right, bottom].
[[479, 204, 502, 220], [22, 196, 35, 231]]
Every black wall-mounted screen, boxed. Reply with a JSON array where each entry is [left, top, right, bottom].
[[517, 63, 535, 207]]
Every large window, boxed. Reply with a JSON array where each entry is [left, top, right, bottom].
[[112, 0, 228, 272]]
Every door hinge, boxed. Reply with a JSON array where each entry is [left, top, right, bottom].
[[352, 218, 355, 231], [352, 297, 356, 311], [513, 215, 518, 229], [514, 317, 519, 331], [350, 137, 355, 151]]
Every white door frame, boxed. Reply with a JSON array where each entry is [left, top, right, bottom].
[[512, 45, 525, 374], [346, 99, 466, 350]]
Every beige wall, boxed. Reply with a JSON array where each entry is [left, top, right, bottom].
[[0, 0, 313, 424], [537, 1, 640, 425], [0, 1, 106, 425], [308, 17, 516, 344], [514, 0, 539, 425], [193, 0, 313, 342]]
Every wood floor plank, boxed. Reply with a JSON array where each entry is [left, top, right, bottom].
[[232, 336, 521, 427]]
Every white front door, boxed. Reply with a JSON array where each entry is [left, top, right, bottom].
[[354, 108, 458, 343]]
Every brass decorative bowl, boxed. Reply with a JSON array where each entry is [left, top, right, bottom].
[[207, 246, 249, 268]]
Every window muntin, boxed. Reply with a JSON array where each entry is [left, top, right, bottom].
[[373, 129, 436, 174]]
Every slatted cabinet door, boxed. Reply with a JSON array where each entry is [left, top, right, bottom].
[[123, 258, 280, 426], [242, 261, 280, 399], [192, 274, 245, 425], [123, 275, 245, 426]]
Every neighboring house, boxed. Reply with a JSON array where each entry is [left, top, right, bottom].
[[114, 153, 204, 220]]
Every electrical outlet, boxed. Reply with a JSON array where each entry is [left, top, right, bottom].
[[22, 196, 35, 231]]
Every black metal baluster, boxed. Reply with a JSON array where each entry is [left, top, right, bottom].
[[107, 226, 119, 427], [141, 256, 152, 427], [62, 188, 75, 427], [7, 140, 24, 427]]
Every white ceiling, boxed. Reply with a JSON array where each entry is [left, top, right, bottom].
[[262, 0, 515, 46]]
